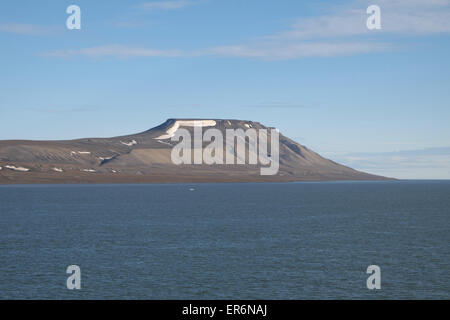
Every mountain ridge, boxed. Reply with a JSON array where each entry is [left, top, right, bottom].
[[0, 118, 391, 184]]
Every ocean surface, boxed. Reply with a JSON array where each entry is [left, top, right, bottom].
[[0, 180, 449, 299]]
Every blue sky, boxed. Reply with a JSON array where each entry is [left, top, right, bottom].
[[1, 0, 450, 178]]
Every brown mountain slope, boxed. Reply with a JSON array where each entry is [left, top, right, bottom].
[[0, 119, 389, 184]]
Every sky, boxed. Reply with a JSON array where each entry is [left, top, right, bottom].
[[0, 0, 450, 179]]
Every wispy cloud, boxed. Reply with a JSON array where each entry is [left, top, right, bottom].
[[204, 0, 450, 60], [43, 0, 450, 60], [43, 45, 182, 58], [204, 42, 390, 60], [0, 23, 55, 36], [332, 147, 450, 179], [276, 0, 450, 40], [138, 1, 198, 10], [43, 42, 389, 60]]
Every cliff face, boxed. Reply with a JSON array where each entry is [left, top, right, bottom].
[[0, 119, 388, 184]]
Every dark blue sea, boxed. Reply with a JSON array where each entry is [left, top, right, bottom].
[[0, 181, 449, 299]]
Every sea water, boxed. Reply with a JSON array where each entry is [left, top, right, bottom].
[[0, 181, 448, 299]]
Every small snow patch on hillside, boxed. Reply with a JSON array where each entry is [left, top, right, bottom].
[[5, 165, 30, 172], [71, 151, 91, 155], [120, 140, 137, 146]]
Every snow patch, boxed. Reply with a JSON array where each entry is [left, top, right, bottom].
[[52, 167, 63, 172], [81, 169, 96, 173], [71, 151, 91, 155], [120, 140, 137, 147], [5, 165, 30, 172], [155, 120, 216, 140]]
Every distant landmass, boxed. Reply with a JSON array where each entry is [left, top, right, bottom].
[[0, 119, 389, 184]]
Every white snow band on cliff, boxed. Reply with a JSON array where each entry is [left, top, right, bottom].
[[155, 120, 217, 140]]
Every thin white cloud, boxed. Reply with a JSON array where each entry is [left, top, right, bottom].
[[43, 0, 450, 60], [43, 42, 389, 60], [202, 0, 450, 59], [139, 1, 197, 10], [0, 23, 54, 35], [275, 0, 450, 40], [43, 45, 182, 58], [333, 147, 450, 179], [204, 42, 390, 60]]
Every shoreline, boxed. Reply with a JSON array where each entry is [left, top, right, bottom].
[[0, 173, 395, 185]]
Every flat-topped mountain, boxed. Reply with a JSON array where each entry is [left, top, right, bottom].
[[0, 119, 389, 184]]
